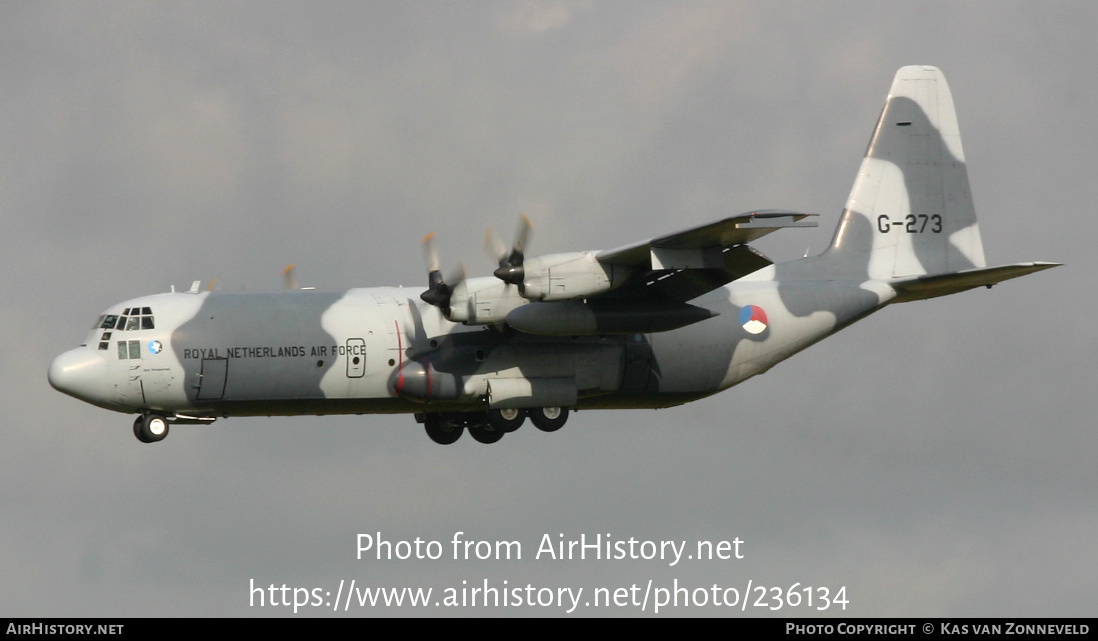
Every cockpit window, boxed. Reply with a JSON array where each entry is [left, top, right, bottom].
[[100, 309, 155, 331]]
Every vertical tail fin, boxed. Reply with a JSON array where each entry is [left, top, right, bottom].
[[823, 66, 986, 280]]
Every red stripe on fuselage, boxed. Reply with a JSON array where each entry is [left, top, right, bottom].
[[395, 320, 404, 395]]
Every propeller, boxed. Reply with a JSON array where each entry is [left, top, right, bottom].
[[282, 264, 299, 290], [488, 214, 532, 287], [419, 233, 465, 317]]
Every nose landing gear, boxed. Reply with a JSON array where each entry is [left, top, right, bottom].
[[133, 414, 170, 443]]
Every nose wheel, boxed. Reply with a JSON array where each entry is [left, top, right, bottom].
[[133, 414, 170, 443]]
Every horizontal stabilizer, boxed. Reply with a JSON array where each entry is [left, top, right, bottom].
[[890, 262, 1061, 302]]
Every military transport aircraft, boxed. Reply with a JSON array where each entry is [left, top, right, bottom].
[[49, 66, 1058, 445]]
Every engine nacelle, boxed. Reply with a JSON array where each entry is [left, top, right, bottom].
[[443, 254, 635, 324], [519, 252, 631, 302], [391, 359, 469, 402], [445, 276, 529, 325]]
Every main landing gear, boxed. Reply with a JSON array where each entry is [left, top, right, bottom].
[[133, 413, 170, 443], [420, 407, 570, 445]]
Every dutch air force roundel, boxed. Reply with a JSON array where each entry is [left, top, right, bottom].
[[739, 305, 768, 335]]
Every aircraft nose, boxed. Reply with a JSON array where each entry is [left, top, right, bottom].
[[48, 348, 107, 403]]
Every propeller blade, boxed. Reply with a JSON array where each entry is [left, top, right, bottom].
[[282, 264, 299, 290], [418, 233, 465, 318], [512, 213, 532, 264], [421, 233, 441, 274], [484, 227, 509, 266], [491, 214, 532, 286], [447, 262, 467, 291]]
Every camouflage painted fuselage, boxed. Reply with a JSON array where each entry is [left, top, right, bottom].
[[58, 270, 892, 419]]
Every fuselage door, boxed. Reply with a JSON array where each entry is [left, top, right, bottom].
[[346, 338, 366, 378], [196, 358, 228, 401]]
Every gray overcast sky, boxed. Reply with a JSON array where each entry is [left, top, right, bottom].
[[3, 1, 1094, 616]]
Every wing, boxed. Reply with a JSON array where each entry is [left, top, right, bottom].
[[447, 210, 818, 333], [597, 209, 816, 266], [595, 210, 817, 302]]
